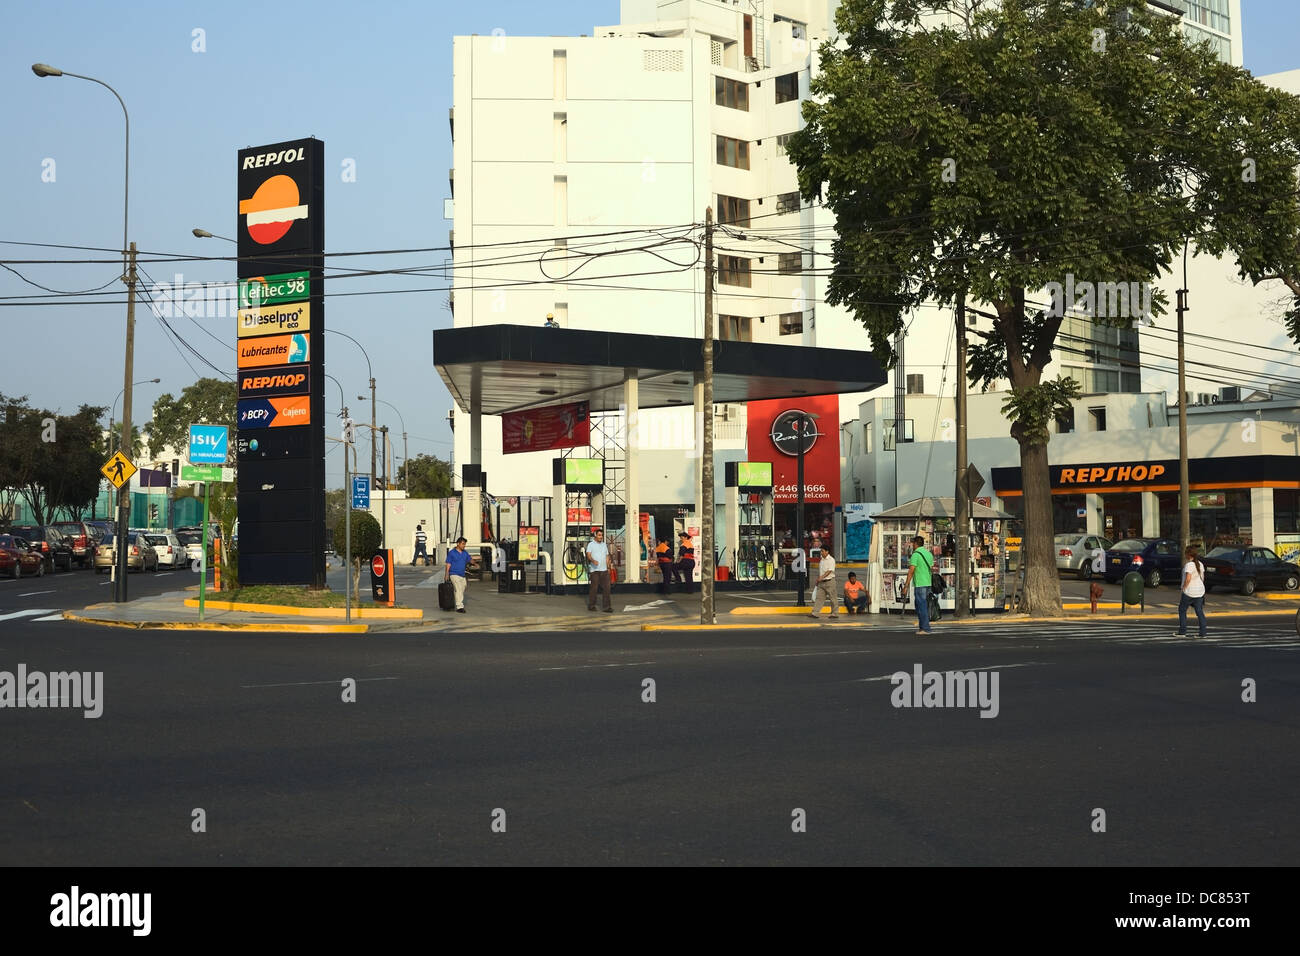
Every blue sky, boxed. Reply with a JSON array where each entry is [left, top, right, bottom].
[[1, 1, 1294, 491]]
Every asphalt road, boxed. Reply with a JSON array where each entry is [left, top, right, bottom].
[[2, 613, 1296, 866], [0, 563, 210, 624]]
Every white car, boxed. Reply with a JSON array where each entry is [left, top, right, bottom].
[[144, 532, 184, 568]]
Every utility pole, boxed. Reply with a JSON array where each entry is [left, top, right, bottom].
[[1176, 242, 1190, 555], [954, 293, 970, 618], [381, 425, 389, 550], [115, 241, 138, 603], [701, 208, 716, 626], [370, 377, 377, 483]]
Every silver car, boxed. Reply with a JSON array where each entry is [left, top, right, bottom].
[[1055, 533, 1113, 579]]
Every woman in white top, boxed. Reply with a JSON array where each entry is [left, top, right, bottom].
[[1176, 545, 1208, 637]]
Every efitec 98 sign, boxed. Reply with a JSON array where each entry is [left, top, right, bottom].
[[236, 137, 325, 588]]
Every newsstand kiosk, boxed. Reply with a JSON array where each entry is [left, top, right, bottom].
[[553, 457, 604, 588], [724, 461, 776, 582]]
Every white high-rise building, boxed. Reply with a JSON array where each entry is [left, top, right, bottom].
[[448, 0, 1249, 503]]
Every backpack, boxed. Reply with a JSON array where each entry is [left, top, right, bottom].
[[920, 549, 945, 596]]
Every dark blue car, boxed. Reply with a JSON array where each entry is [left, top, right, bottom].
[[1102, 537, 1183, 587]]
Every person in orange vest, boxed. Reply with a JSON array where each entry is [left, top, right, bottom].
[[655, 537, 673, 594]]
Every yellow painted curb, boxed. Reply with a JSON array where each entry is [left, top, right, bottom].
[[643, 622, 827, 631], [731, 605, 850, 615], [182, 598, 421, 620], [62, 611, 367, 633], [1264, 593, 1300, 601], [1062, 603, 1123, 609]]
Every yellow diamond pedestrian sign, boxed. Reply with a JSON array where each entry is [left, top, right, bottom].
[[101, 451, 138, 489]]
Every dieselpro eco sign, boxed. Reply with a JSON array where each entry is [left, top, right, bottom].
[[239, 271, 309, 308], [238, 366, 310, 398], [237, 302, 311, 337], [237, 333, 309, 368], [236, 137, 325, 588], [238, 396, 311, 429]]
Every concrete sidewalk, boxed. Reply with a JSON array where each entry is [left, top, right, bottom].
[[64, 562, 1300, 632]]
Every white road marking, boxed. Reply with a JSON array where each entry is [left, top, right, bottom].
[[31, 614, 65, 622], [157, 572, 173, 577], [773, 649, 874, 658], [240, 677, 400, 689], [18, 590, 55, 597], [0, 609, 58, 622], [538, 661, 658, 671], [855, 661, 1049, 682]]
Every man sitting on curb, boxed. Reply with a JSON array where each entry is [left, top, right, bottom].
[[844, 571, 869, 615]]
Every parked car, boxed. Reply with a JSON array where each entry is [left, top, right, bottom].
[[144, 532, 184, 568], [176, 530, 210, 566], [1054, 533, 1113, 579], [1102, 537, 1183, 587], [51, 520, 101, 568], [1200, 546, 1300, 596], [0, 534, 45, 578], [94, 533, 160, 573], [6, 525, 75, 572]]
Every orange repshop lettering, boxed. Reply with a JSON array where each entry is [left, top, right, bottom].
[[1060, 463, 1167, 485], [246, 372, 306, 390]]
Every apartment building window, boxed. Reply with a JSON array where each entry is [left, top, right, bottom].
[[718, 255, 751, 287], [864, 422, 873, 454], [715, 76, 749, 111], [779, 311, 803, 335], [776, 133, 793, 155], [716, 135, 750, 170], [717, 195, 750, 227], [1055, 406, 1075, 434], [718, 315, 752, 341], [776, 191, 800, 214], [775, 72, 799, 104], [1089, 407, 1107, 432], [778, 252, 802, 275]]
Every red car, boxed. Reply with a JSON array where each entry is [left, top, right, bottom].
[[0, 534, 45, 578]]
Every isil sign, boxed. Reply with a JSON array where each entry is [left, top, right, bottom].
[[235, 138, 325, 588]]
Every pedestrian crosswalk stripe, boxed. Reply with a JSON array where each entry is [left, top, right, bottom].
[[0, 609, 59, 622]]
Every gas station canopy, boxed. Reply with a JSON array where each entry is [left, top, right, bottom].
[[433, 325, 887, 415]]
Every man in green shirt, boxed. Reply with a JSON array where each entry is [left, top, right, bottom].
[[901, 534, 935, 634]]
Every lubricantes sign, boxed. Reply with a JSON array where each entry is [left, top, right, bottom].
[[236, 137, 325, 588]]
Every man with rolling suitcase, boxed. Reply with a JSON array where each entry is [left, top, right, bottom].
[[443, 536, 472, 613]]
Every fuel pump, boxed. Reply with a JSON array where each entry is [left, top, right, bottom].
[[552, 457, 605, 587], [724, 461, 775, 582]]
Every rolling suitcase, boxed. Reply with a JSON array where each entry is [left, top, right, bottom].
[[438, 580, 455, 611]]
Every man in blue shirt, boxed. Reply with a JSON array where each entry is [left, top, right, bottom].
[[444, 536, 474, 612], [585, 528, 613, 612]]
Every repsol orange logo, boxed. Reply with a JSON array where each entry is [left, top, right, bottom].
[[1060, 464, 1166, 484]]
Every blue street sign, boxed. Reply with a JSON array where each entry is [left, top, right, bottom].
[[352, 475, 370, 509], [188, 424, 229, 464]]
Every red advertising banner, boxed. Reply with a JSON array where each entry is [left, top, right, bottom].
[[502, 400, 590, 455], [745, 395, 841, 504]]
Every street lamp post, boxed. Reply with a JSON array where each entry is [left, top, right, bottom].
[[35, 63, 136, 603], [376, 399, 408, 493], [328, 330, 376, 483], [109, 378, 161, 455]]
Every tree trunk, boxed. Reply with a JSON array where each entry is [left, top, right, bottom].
[[1014, 434, 1063, 617]]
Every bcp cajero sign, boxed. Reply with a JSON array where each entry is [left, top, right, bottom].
[[235, 138, 325, 588]]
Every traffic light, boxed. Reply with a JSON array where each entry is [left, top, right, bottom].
[[343, 419, 356, 444], [149, 503, 159, 523]]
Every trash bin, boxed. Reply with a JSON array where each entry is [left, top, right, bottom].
[[499, 561, 526, 593], [1121, 571, 1144, 612]]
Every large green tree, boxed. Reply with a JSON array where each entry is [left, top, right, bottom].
[[787, 0, 1300, 615], [397, 453, 453, 499], [146, 377, 238, 458], [0, 397, 107, 525]]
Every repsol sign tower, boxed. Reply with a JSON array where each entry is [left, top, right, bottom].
[[235, 137, 325, 586]]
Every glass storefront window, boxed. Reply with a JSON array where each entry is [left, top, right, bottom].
[[1275, 489, 1300, 534], [1100, 492, 1142, 541], [1051, 494, 1088, 534], [1158, 488, 1252, 549]]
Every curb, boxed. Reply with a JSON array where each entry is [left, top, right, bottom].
[[731, 605, 851, 615], [62, 611, 368, 633], [1264, 593, 1300, 601], [181, 598, 421, 620]]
